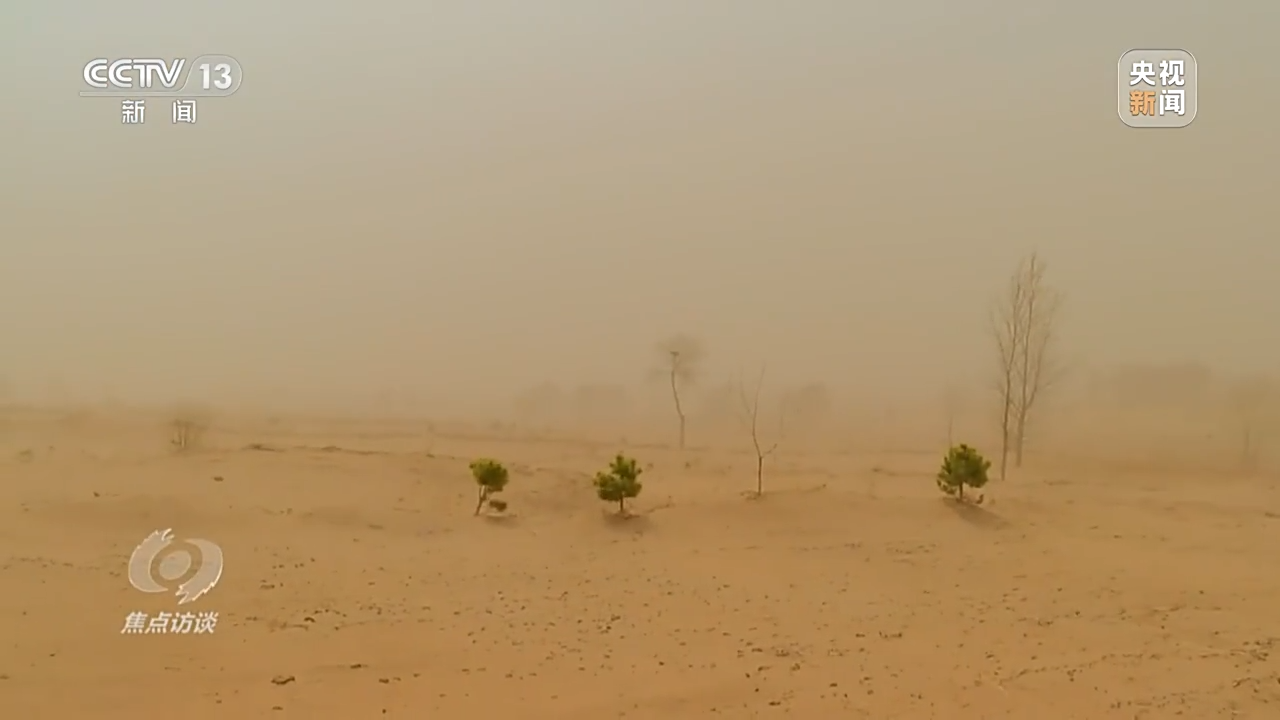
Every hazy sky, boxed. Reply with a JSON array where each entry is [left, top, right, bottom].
[[1, 1, 1276, 411]]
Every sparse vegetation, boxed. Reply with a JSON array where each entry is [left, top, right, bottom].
[[470, 458, 510, 515], [594, 454, 643, 515], [169, 416, 207, 452], [1231, 375, 1276, 472], [738, 366, 785, 497], [655, 334, 703, 449], [992, 252, 1062, 479], [937, 444, 991, 503]]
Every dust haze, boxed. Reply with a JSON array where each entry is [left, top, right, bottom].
[[2, 2, 1279, 718], [2, 1, 1275, 417]]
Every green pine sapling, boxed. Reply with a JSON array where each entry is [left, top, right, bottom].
[[594, 454, 643, 515], [470, 458, 510, 515], [936, 444, 991, 504]]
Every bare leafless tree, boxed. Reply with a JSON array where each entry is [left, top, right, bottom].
[[168, 404, 211, 453], [655, 334, 703, 449], [1011, 255, 1062, 467], [992, 253, 1062, 479], [993, 275, 1024, 481], [1230, 375, 1276, 472], [737, 366, 786, 496]]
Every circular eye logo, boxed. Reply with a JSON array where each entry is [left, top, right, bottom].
[[127, 529, 223, 604]]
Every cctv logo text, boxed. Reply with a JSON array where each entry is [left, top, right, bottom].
[[83, 58, 186, 90]]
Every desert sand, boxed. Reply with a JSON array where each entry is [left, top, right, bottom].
[[9, 0, 1276, 716], [3, 406, 1278, 719]]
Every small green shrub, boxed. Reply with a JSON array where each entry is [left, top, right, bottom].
[[936, 444, 991, 502], [470, 459, 510, 515], [593, 454, 643, 515]]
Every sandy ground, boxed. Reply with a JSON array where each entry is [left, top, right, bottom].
[[3, 409, 1280, 719]]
